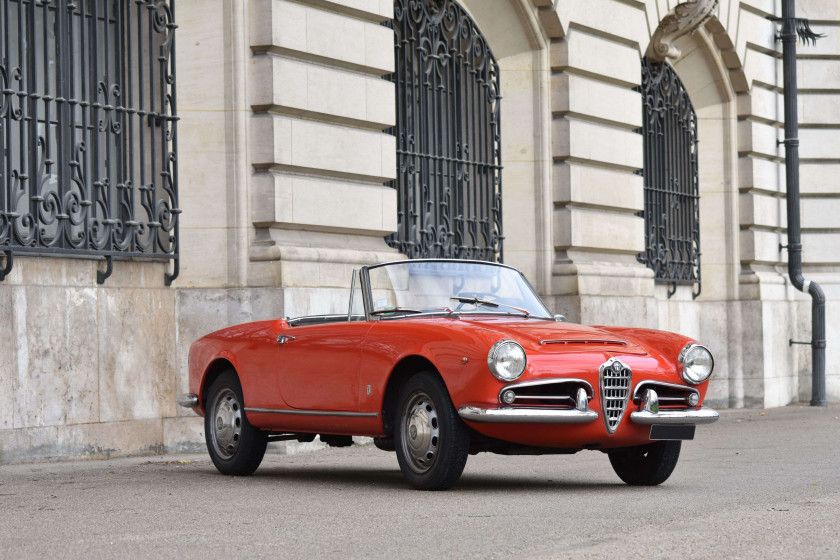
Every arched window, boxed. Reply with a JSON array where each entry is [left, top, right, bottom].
[[638, 57, 701, 297], [386, 0, 502, 261]]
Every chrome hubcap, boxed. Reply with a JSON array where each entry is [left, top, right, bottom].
[[211, 388, 242, 459], [401, 391, 440, 474]]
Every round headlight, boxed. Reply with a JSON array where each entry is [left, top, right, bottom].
[[487, 340, 527, 381], [679, 344, 714, 384]]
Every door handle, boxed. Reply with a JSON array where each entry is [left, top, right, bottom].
[[277, 335, 296, 345]]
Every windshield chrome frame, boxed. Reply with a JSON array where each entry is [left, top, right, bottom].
[[360, 259, 553, 321]]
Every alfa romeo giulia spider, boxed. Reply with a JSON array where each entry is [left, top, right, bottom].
[[179, 259, 718, 490]]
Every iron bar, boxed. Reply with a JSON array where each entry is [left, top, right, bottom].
[[776, 1, 827, 406], [0, 0, 178, 283], [0, 0, 7, 248], [0, 250, 12, 279], [385, 0, 502, 262]]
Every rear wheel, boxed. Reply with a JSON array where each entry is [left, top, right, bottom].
[[205, 371, 267, 476], [608, 441, 681, 485], [395, 371, 470, 491]]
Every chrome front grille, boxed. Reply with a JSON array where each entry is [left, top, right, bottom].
[[599, 358, 632, 434], [497, 378, 593, 408], [632, 381, 699, 407]]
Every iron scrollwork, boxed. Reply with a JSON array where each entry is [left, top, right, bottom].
[[637, 58, 701, 298], [0, 0, 179, 284], [385, 0, 503, 262]]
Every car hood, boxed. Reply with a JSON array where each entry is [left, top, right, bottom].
[[455, 317, 649, 356]]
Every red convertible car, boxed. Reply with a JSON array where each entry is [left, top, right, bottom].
[[179, 259, 718, 490]]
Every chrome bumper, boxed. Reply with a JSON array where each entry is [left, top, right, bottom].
[[458, 406, 599, 424], [177, 393, 199, 408], [630, 407, 720, 425], [629, 387, 719, 425]]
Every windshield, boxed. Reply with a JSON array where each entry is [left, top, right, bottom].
[[365, 260, 552, 319]]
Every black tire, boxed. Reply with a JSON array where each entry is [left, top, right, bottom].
[[204, 371, 267, 476], [394, 371, 470, 491], [608, 441, 681, 486]]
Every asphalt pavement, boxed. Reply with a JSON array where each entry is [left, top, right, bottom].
[[1, 404, 839, 559]]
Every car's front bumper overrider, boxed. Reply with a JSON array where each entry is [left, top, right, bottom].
[[458, 405, 599, 424]]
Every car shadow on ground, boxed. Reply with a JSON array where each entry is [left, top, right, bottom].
[[172, 462, 634, 493], [453, 474, 629, 492]]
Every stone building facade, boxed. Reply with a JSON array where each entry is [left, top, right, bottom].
[[1, 0, 838, 462]]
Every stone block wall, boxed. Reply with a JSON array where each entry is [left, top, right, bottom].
[[0, 259, 177, 462], [733, 0, 840, 404], [548, 20, 654, 326], [795, 0, 840, 401], [247, 0, 400, 320]]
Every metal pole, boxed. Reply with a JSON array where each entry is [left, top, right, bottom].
[[779, 0, 827, 406]]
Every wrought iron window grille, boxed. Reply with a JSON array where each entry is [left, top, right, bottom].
[[636, 57, 701, 298], [384, 0, 503, 262], [0, 0, 179, 285]]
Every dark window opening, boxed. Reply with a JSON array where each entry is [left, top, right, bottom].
[[385, 0, 503, 262], [637, 57, 701, 298], [0, 0, 179, 284]]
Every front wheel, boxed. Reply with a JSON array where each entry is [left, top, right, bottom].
[[205, 371, 267, 476], [607, 441, 681, 486], [395, 371, 470, 490]]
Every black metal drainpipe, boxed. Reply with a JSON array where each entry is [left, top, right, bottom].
[[779, 0, 827, 406]]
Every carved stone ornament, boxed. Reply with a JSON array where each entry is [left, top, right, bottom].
[[647, 0, 719, 62]]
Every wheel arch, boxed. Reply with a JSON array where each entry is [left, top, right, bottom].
[[381, 355, 445, 435], [201, 358, 238, 411]]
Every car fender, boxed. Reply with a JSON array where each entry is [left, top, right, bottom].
[[360, 319, 513, 415]]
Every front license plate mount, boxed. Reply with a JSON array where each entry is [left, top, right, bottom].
[[650, 424, 695, 441]]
